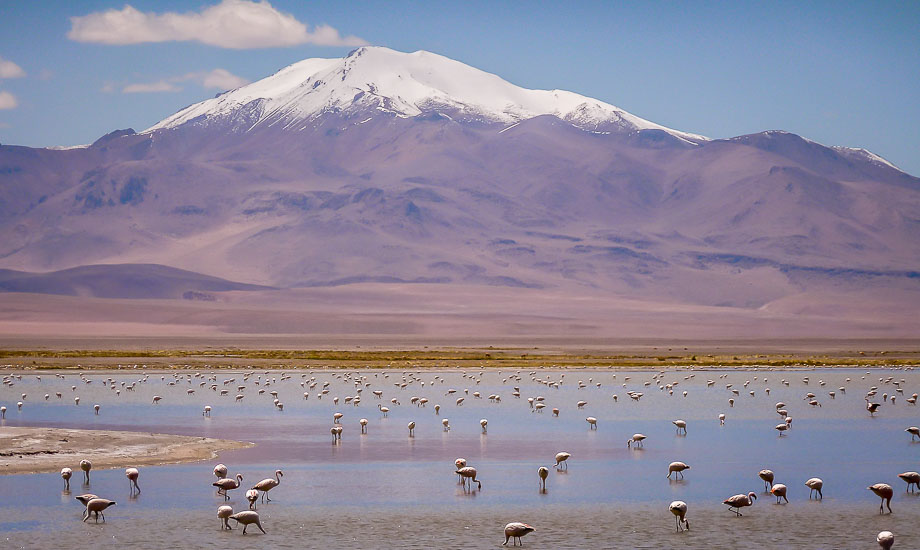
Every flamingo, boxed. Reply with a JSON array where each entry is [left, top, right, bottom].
[[229, 511, 266, 534], [214, 464, 228, 479], [775, 423, 789, 436], [868, 483, 893, 513], [74, 493, 98, 519], [83, 498, 116, 523], [252, 470, 282, 502], [866, 398, 881, 416], [719, 413, 725, 425], [214, 474, 243, 500], [481, 418, 488, 433], [378, 404, 389, 417], [502, 522, 534, 546], [456, 466, 481, 490], [408, 421, 416, 436], [203, 405, 211, 417], [877, 531, 894, 550], [586, 417, 597, 430], [333, 412, 344, 423], [667, 461, 690, 480], [672, 419, 687, 434], [554, 452, 571, 470], [61, 468, 72, 490], [93, 404, 100, 415], [75, 493, 98, 507], [898, 472, 920, 492], [759, 469, 775, 491], [906, 426, 920, 441], [723, 492, 757, 515], [442, 418, 450, 431], [771, 483, 788, 503], [669, 500, 689, 531], [80, 460, 92, 484], [805, 477, 824, 499], [246, 489, 259, 510], [152, 395, 162, 404], [1, 406, 5, 418], [627, 434, 646, 448], [125, 468, 140, 495], [538, 467, 548, 490], [455, 458, 467, 482], [360, 418, 368, 433], [218, 505, 233, 529]]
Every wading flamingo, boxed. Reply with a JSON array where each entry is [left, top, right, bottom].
[[125, 468, 140, 495], [669, 501, 689, 531], [252, 470, 282, 503], [218, 505, 233, 529], [83, 498, 116, 523], [627, 434, 646, 448], [554, 452, 571, 470], [723, 492, 757, 516], [214, 474, 243, 500], [456, 466, 481, 490], [538, 467, 548, 490], [502, 522, 534, 546], [667, 462, 690, 480], [805, 477, 824, 499], [868, 483, 893, 513], [229, 510, 265, 534], [80, 460, 92, 484]]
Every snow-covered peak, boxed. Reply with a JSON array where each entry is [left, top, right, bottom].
[[146, 46, 707, 142], [832, 146, 901, 171]]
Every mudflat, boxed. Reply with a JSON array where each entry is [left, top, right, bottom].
[[0, 427, 252, 475]]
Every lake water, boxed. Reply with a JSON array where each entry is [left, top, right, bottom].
[[1, 366, 918, 548]]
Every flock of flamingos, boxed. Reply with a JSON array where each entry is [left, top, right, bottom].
[[2, 366, 917, 547]]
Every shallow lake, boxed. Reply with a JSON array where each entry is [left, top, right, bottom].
[[1, 366, 918, 548]]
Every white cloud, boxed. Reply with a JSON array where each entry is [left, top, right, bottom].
[[0, 56, 26, 78], [68, 0, 367, 49], [0, 90, 18, 109], [195, 69, 250, 90], [121, 68, 250, 94], [123, 81, 181, 93]]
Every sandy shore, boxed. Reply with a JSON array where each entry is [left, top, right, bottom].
[[0, 427, 253, 475]]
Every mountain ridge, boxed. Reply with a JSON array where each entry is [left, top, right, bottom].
[[0, 47, 917, 338]]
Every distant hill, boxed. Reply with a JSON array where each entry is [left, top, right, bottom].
[[0, 47, 917, 336], [0, 264, 272, 299]]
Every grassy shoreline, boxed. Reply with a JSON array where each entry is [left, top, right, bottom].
[[1, 347, 918, 370]]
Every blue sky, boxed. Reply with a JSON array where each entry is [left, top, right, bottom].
[[0, 0, 918, 175]]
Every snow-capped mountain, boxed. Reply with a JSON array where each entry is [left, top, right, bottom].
[[148, 46, 707, 142], [0, 47, 918, 338]]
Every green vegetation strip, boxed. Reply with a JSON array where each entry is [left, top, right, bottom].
[[0, 349, 918, 369]]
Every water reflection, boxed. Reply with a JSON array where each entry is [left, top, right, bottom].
[[2, 367, 920, 547]]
